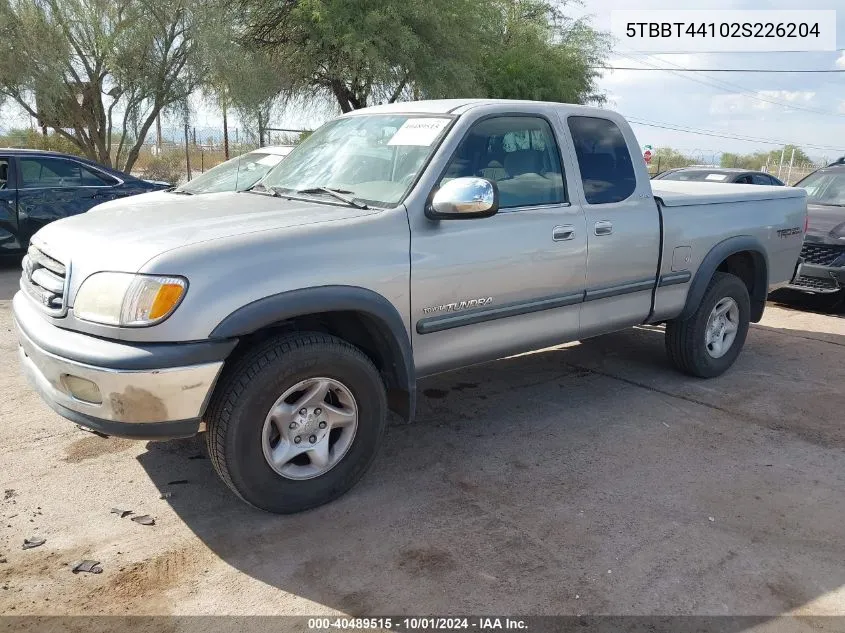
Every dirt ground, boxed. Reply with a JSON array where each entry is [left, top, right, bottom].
[[1, 262, 844, 620]]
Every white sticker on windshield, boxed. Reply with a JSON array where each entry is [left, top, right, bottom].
[[705, 173, 728, 181], [387, 118, 450, 146], [256, 154, 284, 166]]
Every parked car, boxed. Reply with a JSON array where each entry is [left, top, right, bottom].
[[652, 167, 785, 186], [0, 149, 170, 255], [14, 100, 806, 513], [785, 160, 845, 299]]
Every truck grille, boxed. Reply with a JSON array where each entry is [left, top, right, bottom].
[[21, 244, 68, 315], [790, 274, 840, 293], [800, 243, 845, 267]]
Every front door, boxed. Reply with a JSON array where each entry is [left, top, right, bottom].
[[409, 113, 587, 376], [564, 115, 661, 338]]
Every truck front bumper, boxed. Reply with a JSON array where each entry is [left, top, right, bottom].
[[13, 292, 236, 440], [786, 262, 844, 295]]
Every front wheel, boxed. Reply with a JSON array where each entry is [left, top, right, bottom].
[[665, 272, 751, 378], [205, 332, 388, 513]]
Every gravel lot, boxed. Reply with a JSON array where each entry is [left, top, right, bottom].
[[1, 261, 844, 618]]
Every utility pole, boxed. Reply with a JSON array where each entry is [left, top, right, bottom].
[[786, 148, 795, 184], [777, 148, 785, 179], [222, 102, 230, 160], [184, 122, 192, 181]]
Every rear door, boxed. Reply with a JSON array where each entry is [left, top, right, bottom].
[[0, 155, 21, 253], [564, 115, 661, 337]]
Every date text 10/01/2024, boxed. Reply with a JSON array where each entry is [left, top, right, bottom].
[[307, 617, 529, 630]]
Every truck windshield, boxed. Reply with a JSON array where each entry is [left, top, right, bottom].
[[797, 170, 845, 206], [259, 114, 453, 208]]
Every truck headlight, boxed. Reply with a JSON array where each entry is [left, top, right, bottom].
[[73, 273, 188, 326]]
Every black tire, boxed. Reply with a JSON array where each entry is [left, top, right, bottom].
[[665, 272, 751, 378], [205, 332, 387, 513]]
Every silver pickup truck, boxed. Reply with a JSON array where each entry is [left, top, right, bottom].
[[14, 100, 806, 513]]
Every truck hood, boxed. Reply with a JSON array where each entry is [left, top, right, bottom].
[[805, 203, 845, 244], [32, 191, 379, 273]]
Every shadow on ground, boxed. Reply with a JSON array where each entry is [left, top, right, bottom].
[[137, 323, 845, 615]]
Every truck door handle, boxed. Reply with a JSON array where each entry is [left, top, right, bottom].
[[594, 221, 613, 236], [552, 225, 575, 241]]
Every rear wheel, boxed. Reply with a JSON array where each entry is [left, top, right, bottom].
[[665, 272, 751, 378], [205, 332, 387, 513]]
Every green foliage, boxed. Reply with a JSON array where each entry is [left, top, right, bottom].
[[652, 146, 694, 170], [240, 0, 607, 111], [721, 145, 811, 170], [477, 1, 608, 104]]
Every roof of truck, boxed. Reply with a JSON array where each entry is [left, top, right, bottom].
[[344, 99, 615, 117]]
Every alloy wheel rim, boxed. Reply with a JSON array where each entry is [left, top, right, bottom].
[[704, 297, 740, 359], [261, 377, 358, 480]]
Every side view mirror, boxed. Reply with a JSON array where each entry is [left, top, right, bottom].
[[426, 177, 499, 220]]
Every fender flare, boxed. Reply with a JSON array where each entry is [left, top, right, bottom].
[[210, 285, 415, 420], [679, 236, 769, 322]]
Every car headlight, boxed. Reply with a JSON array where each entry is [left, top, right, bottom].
[[73, 273, 188, 326]]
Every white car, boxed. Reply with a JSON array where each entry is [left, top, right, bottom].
[[176, 145, 295, 195]]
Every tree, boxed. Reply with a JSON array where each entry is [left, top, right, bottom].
[[653, 147, 694, 170], [0, 0, 210, 172], [477, 0, 608, 104], [240, 0, 606, 112], [720, 145, 811, 170], [196, 1, 291, 154]]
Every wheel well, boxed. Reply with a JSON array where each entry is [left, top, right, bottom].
[[231, 311, 412, 420], [716, 250, 767, 322]]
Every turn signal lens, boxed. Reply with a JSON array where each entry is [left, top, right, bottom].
[[150, 283, 186, 319]]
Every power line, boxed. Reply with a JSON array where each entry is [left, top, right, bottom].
[[623, 115, 844, 152], [597, 66, 845, 73], [619, 49, 845, 55], [615, 51, 845, 119]]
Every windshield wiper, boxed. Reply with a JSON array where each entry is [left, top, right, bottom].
[[247, 182, 281, 196], [171, 189, 194, 195], [293, 187, 368, 209]]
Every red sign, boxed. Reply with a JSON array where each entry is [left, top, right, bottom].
[[643, 150, 653, 164]]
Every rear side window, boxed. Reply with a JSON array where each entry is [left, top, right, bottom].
[[568, 116, 636, 204], [81, 165, 119, 186]]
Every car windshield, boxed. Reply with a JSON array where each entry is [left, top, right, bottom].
[[797, 170, 845, 206], [658, 170, 730, 182], [259, 114, 453, 207], [176, 149, 291, 194]]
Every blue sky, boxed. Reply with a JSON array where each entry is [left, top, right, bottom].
[[574, 0, 845, 161]]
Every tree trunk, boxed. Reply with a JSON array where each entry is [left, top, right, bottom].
[[156, 115, 162, 152], [257, 111, 265, 147], [222, 103, 230, 160]]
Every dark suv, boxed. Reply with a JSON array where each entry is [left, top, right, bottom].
[[787, 158, 845, 298], [0, 149, 170, 255]]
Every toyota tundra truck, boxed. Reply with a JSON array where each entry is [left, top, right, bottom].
[[13, 100, 807, 513]]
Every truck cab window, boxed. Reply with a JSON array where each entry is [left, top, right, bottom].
[[440, 116, 565, 208], [0, 158, 9, 189], [567, 116, 636, 205]]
